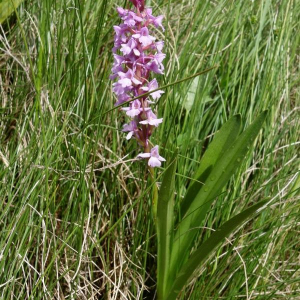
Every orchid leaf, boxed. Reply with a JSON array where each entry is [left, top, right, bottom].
[[166, 199, 268, 300], [181, 115, 241, 216], [0, 0, 24, 24], [169, 111, 268, 287], [185, 76, 199, 111], [157, 150, 178, 300]]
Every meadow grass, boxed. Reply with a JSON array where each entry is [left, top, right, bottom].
[[0, 0, 299, 299]]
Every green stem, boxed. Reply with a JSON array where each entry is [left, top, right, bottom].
[[144, 144, 158, 222], [149, 166, 158, 222]]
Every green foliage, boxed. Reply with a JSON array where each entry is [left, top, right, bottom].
[[0, 0, 299, 299], [170, 113, 267, 281], [166, 199, 268, 300], [157, 113, 268, 299], [157, 151, 178, 299], [181, 114, 242, 215], [0, 0, 24, 23]]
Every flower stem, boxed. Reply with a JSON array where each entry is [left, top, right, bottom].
[[145, 144, 158, 221], [149, 166, 158, 221]]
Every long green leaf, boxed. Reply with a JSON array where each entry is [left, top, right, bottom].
[[181, 115, 242, 216], [169, 111, 268, 287], [0, 0, 24, 23], [166, 199, 268, 300], [157, 151, 178, 300]]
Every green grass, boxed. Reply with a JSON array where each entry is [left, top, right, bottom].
[[0, 0, 299, 299]]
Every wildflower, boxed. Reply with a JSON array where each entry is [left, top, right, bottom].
[[122, 99, 148, 117], [122, 121, 138, 140], [111, 0, 165, 167], [138, 145, 166, 167], [133, 27, 156, 47], [139, 110, 163, 127], [141, 79, 164, 100]]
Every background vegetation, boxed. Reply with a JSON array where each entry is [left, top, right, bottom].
[[0, 0, 299, 299]]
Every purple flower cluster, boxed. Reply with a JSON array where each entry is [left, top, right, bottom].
[[111, 0, 166, 168]]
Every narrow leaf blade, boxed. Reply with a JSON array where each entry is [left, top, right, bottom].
[[166, 199, 268, 300], [0, 0, 24, 24], [157, 151, 178, 299], [170, 111, 268, 284], [181, 115, 241, 215]]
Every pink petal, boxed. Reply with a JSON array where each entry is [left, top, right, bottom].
[[122, 124, 130, 132], [145, 8, 153, 16], [149, 79, 159, 90], [156, 41, 164, 52], [155, 53, 166, 63], [131, 77, 142, 85], [149, 118, 163, 126], [138, 153, 151, 158], [153, 15, 164, 31], [150, 90, 164, 99], [133, 49, 140, 56], [124, 18, 136, 27], [139, 36, 154, 47], [121, 44, 132, 55], [113, 84, 125, 95], [126, 109, 140, 117], [113, 26, 121, 35], [148, 157, 161, 167], [132, 33, 141, 39], [146, 100, 155, 104], [117, 7, 127, 16], [159, 155, 166, 162], [126, 131, 134, 140], [119, 78, 132, 88], [151, 145, 159, 156]]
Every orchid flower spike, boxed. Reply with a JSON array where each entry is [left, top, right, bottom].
[[111, 0, 166, 167]]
